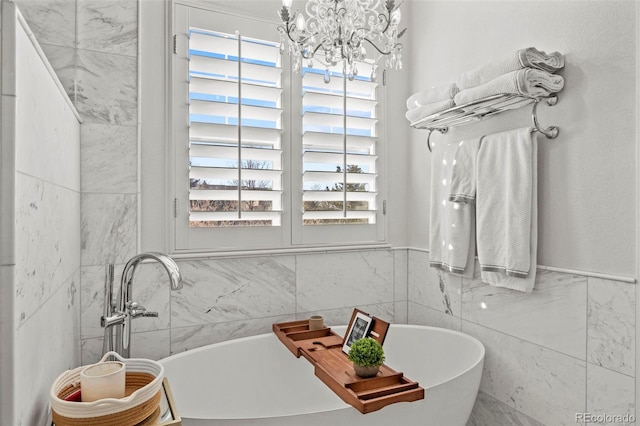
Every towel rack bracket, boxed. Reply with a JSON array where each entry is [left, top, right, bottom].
[[427, 128, 448, 152], [545, 95, 558, 107], [531, 97, 559, 139]]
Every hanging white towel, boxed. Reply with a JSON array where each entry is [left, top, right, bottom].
[[454, 68, 564, 106], [476, 127, 537, 292], [448, 138, 482, 204], [456, 47, 564, 90], [406, 83, 459, 109], [429, 140, 475, 278], [406, 99, 456, 124]]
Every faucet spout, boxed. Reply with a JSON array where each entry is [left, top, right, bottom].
[[121, 252, 182, 292], [114, 252, 182, 357]]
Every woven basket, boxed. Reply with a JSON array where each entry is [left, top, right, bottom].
[[50, 352, 164, 426]]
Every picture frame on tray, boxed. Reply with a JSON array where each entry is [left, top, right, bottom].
[[342, 311, 374, 354]]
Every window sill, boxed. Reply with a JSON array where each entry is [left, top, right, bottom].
[[168, 243, 394, 261]]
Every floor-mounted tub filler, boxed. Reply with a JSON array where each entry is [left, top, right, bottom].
[[160, 324, 485, 426]]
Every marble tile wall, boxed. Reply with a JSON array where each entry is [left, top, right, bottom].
[[407, 250, 636, 426], [81, 248, 405, 363], [9, 4, 82, 424], [15, 0, 141, 372], [14, 0, 140, 258]]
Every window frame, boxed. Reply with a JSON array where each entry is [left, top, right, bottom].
[[140, 0, 387, 256]]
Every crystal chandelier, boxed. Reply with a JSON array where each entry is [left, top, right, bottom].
[[277, 0, 406, 82]]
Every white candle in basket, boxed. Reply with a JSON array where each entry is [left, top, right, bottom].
[[80, 361, 126, 402]]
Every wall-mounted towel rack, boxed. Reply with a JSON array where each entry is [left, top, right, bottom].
[[411, 93, 559, 152]]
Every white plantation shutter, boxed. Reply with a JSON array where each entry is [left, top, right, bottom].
[[188, 28, 283, 227], [171, 5, 385, 252], [301, 60, 379, 225]]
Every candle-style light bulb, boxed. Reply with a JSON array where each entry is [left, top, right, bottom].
[[391, 9, 401, 24], [282, 0, 293, 8], [295, 13, 306, 31]]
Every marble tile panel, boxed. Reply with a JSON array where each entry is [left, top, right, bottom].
[[394, 301, 408, 324], [15, 0, 76, 48], [296, 303, 396, 328], [15, 175, 80, 328], [81, 123, 137, 193], [0, 266, 14, 425], [587, 277, 635, 376], [39, 44, 77, 103], [586, 364, 635, 425], [408, 302, 461, 331], [81, 265, 113, 339], [15, 24, 80, 190], [0, 95, 16, 267], [75, 49, 137, 125], [81, 264, 115, 339], [15, 270, 80, 426], [171, 314, 294, 354], [171, 256, 296, 327], [408, 249, 462, 316], [296, 250, 394, 312], [130, 330, 171, 361], [81, 336, 103, 365], [81, 193, 137, 266], [394, 249, 408, 302], [468, 391, 545, 426], [462, 269, 587, 359], [462, 320, 586, 426], [77, 0, 138, 57]]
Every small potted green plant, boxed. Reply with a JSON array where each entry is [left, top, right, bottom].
[[347, 337, 385, 378]]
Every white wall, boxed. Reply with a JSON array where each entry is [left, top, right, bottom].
[[0, 3, 81, 424], [407, 0, 636, 278]]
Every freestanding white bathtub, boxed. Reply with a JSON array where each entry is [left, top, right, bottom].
[[160, 324, 485, 426]]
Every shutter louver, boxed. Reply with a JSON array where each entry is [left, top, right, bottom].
[[301, 60, 379, 225], [188, 29, 283, 227]]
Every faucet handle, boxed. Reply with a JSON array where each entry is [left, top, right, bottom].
[[127, 301, 159, 319]]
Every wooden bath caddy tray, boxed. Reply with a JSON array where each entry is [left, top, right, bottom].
[[273, 309, 424, 414]]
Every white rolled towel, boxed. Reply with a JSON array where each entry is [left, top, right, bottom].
[[456, 47, 564, 90], [406, 83, 459, 109], [405, 99, 455, 124], [453, 68, 564, 106]]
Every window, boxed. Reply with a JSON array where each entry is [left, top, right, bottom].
[[300, 59, 379, 226], [171, 4, 385, 253], [188, 29, 283, 228]]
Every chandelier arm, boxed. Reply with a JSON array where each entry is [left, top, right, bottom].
[[378, 11, 392, 34], [282, 21, 318, 52], [300, 41, 323, 59], [312, 42, 325, 56], [363, 37, 393, 55], [281, 21, 298, 44]]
